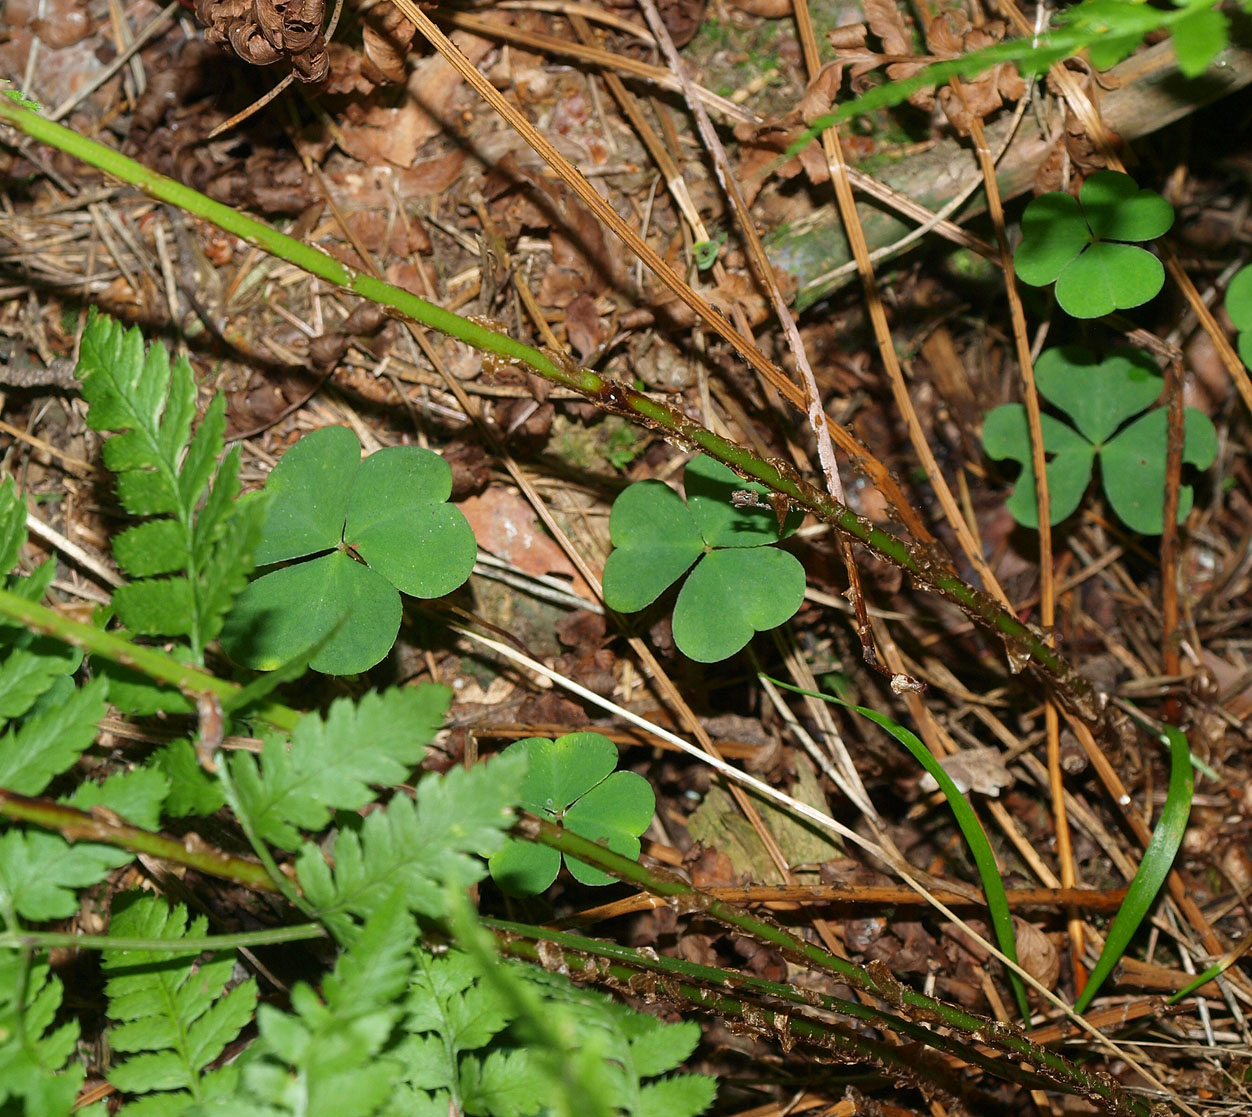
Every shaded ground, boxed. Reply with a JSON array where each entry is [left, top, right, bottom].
[[3, 0, 1252, 1112]]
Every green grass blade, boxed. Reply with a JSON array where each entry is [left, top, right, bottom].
[[761, 676, 1029, 1021], [1074, 720, 1193, 1014]]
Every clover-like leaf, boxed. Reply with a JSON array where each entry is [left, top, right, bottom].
[[1035, 346, 1163, 444], [1079, 171, 1174, 243], [602, 455, 805, 662], [346, 447, 477, 598], [221, 427, 476, 675], [684, 454, 802, 548], [254, 425, 359, 565], [488, 733, 655, 895], [1226, 265, 1252, 373], [602, 481, 704, 612], [1101, 407, 1217, 534], [1015, 171, 1174, 319], [1225, 265, 1252, 332], [983, 346, 1217, 534], [982, 406, 1095, 528], [672, 548, 806, 663]]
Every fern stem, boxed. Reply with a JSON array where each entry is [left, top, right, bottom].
[[0, 586, 300, 730], [0, 96, 1100, 722], [0, 925, 326, 952], [0, 788, 279, 892], [487, 918, 1058, 1095], [519, 816, 1153, 1117], [498, 929, 1023, 1110]]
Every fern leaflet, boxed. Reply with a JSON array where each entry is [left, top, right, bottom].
[[102, 893, 258, 1110], [0, 954, 93, 1116], [75, 311, 266, 662], [296, 749, 525, 941], [229, 684, 452, 850]]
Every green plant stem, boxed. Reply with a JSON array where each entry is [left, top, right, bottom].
[[0, 924, 326, 952], [487, 918, 1057, 1095], [763, 674, 1028, 1020], [0, 585, 300, 731], [495, 928, 985, 1108], [0, 788, 280, 893], [0, 97, 1100, 722], [519, 816, 1152, 1117]]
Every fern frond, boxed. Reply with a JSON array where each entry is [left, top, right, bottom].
[[0, 675, 106, 795], [296, 749, 525, 941], [0, 953, 86, 1115], [102, 893, 258, 1108], [75, 312, 265, 662], [0, 763, 168, 926], [229, 684, 453, 851], [240, 891, 413, 1116]]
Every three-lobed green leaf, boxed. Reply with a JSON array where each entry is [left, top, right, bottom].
[[982, 345, 1216, 533], [602, 455, 805, 662], [1015, 172, 1174, 319], [221, 425, 477, 675], [1226, 263, 1252, 371], [488, 733, 655, 894]]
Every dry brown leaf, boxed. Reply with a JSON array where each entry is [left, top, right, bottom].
[[799, 61, 845, 124], [30, 0, 92, 48], [862, 0, 911, 57], [459, 487, 595, 601], [725, 0, 792, 18], [361, 3, 416, 85], [563, 293, 604, 361], [1013, 919, 1060, 990], [335, 29, 492, 166]]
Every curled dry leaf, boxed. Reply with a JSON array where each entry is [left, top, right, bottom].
[[1012, 918, 1060, 990], [336, 29, 494, 167], [194, 0, 330, 81], [932, 15, 1024, 134], [361, 3, 416, 85]]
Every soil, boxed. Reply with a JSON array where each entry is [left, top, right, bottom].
[[2, 0, 1252, 1112]]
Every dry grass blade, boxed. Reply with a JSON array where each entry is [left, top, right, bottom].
[[404, 0, 940, 544]]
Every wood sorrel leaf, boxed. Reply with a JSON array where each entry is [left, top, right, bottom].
[[671, 547, 805, 662], [345, 446, 477, 599], [488, 733, 655, 895], [1100, 406, 1217, 534], [221, 551, 399, 675], [223, 428, 476, 675], [685, 454, 801, 547], [1034, 346, 1162, 444], [254, 425, 359, 565], [602, 481, 704, 612]]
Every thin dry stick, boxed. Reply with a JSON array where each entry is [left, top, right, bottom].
[[566, 12, 772, 426], [475, 199, 802, 882], [989, 0, 1247, 1006], [433, 7, 758, 123], [784, 2, 1012, 627], [431, 183, 803, 885], [959, 95, 1084, 995], [399, 0, 939, 546], [634, 0, 876, 667]]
